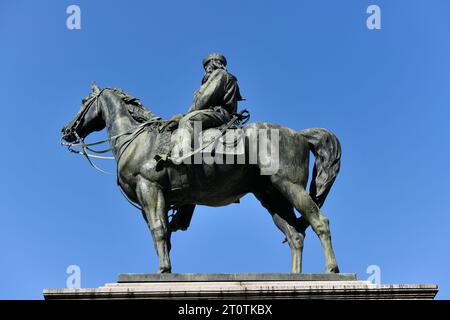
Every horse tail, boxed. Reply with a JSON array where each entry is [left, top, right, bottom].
[[299, 128, 342, 208]]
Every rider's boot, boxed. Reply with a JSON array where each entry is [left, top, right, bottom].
[[154, 133, 192, 171]]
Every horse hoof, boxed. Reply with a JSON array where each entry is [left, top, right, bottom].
[[158, 268, 172, 274], [326, 265, 340, 273]]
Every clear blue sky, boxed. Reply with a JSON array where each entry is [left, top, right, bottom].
[[1, 0, 449, 299]]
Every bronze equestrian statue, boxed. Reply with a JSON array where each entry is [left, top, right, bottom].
[[61, 55, 342, 274]]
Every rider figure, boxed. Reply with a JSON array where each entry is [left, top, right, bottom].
[[155, 53, 243, 169]]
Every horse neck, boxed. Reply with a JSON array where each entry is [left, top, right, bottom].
[[99, 90, 136, 135], [99, 90, 140, 157]]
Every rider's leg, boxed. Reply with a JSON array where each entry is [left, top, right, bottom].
[[171, 110, 226, 162]]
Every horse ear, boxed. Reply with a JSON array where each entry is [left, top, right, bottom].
[[91, 82, 100, 93]]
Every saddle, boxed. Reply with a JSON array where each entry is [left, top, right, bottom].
[[155, 110, 250, 191], [155, 109, 249, 159]]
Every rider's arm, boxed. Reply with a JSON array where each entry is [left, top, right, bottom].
[[188, 69, 227, 112]]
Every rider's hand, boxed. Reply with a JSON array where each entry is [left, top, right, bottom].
[[165, 120, 178, 131], [165, 114, 183, 131]]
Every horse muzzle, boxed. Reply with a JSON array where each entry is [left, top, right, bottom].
[[61, 126, 77, 143]]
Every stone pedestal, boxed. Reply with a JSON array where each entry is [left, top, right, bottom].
[[43, 273, 438, 300]]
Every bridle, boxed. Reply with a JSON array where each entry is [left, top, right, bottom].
[[61, 88, 161, 174]]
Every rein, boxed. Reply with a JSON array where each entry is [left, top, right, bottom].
[[62, 120, 161, 174]]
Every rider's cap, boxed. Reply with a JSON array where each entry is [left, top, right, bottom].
[[202, 53, 227, 68]]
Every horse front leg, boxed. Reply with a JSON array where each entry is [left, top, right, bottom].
[[136, 177, 172, 273]]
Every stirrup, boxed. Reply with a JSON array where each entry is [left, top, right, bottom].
[[154, 154, 170, 171]]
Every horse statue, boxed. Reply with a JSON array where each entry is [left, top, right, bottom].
[[61, 83, 342, 274]]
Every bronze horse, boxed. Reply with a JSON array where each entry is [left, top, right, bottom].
[[61, 84, 342, 274]]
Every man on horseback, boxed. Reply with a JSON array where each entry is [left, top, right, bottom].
[[155, 53, 244, 169], [61, 70, 342, 273]]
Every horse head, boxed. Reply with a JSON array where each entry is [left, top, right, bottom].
[[61, 82, 106, 143]]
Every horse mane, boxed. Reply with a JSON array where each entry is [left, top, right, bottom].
[[108, 87, 159, 123]]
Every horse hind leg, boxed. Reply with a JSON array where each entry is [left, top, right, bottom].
[[254, 189, 306, 273], [271, 177, 339, 273]]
